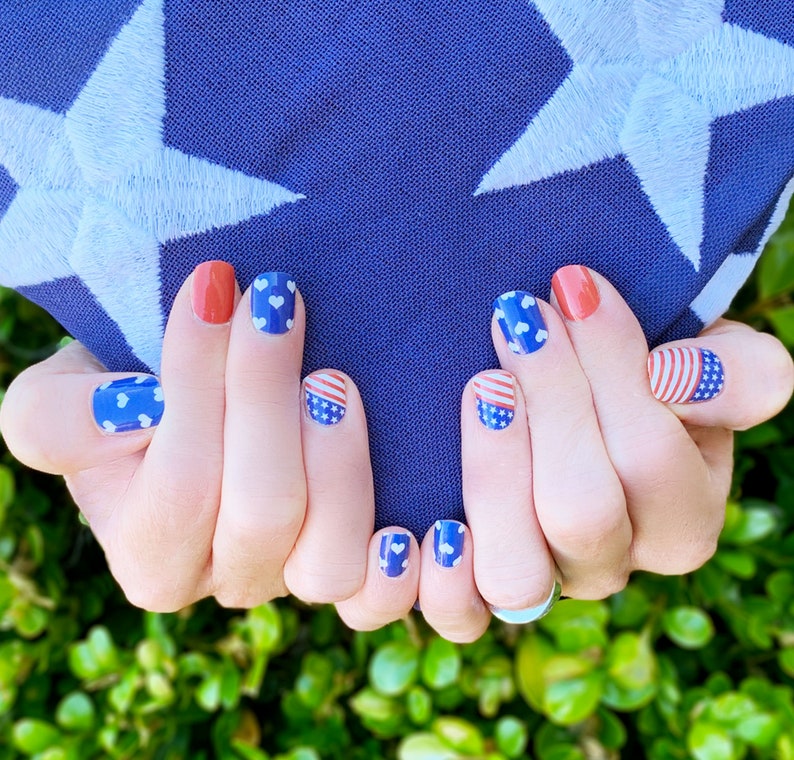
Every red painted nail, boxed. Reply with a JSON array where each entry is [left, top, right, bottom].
[[191, 261, 236, 324], [552, 265, 600, 321]]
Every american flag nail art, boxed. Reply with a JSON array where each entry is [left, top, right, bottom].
[[305, 372, 347, 425], [648, 347, 724, 403], [473, 371, 516, 430]]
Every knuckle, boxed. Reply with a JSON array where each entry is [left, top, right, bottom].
[[284, 553, 365, 604], [121, 581, 192, 613], [543, 496, 628, 556], [0, 371, 58, 471]]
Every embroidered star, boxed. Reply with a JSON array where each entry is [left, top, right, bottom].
[[0, 0, 303, 371], [477, 0, 794, 270]]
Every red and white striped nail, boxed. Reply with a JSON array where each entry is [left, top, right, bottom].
[[473, 371, 516, 429], [648, 347, 724, 403], [305, 372, 347, 425]]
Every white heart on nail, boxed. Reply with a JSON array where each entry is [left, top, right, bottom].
[[254, 277, 268, 291], [514, 321, 529, 335], [494, 308, 505, 320], [521, 295, 535, 308], [439, 542, 454, 555], [253, 316, 268, 330], [138, 414, 153, 429], [286, 318, 294, 330], [391, 542, 406, 555], [508, 341, 521, 353], [102, 420, 117, 433], [269, 295, 285, 309], [153, 387, 164, 403], [116, 393, 129, 409], [453, 556, 463, 567], [287, 280, 296, 293], [536, 329, 548, 343]]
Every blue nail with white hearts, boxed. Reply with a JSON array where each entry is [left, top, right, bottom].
[[93, 376, 164, 433], [434, 520, 465, 568], [251, 271, 296, 334], [379, 532, 411, 578], [493, 291, 548, 354]]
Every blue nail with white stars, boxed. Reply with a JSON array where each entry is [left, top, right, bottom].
[[473, 371, 516, 430], [93, 376, 164, 433], [251, 271, 296, 334], [379, 532, 411, 577], [434, 520, 465, 568], [493, 291, 548, 354], [305, 372, 347, 425]]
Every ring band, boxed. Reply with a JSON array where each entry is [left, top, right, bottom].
[[488, 578, 562, 624]]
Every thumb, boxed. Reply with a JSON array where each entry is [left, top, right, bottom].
[[0, 340, 160, 475], [648, 319, 794, 431]]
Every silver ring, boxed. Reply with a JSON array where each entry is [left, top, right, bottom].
[[489, 578, 562, 624]]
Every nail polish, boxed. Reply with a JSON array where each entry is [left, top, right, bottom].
[[93, 376, 164, 433], [192, 261, 235, 324], [648, 347, 724, 403], [552, 265, 600, 321], [493, 291, 548, 354], [473, 371, 515, 430], [251, 272, 296, 334], [305, 372, 347, 425], [434, 520, 465, 568], [379, 532, 411, 577]]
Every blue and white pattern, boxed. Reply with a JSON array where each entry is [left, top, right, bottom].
[[1, 1, 792, 539], [434, 520, 465, 569], [251, 272, 296, 335], [494, 292, 548, 355], [92, 376, 164, 433], [305, 371, 347, 426], [473, 371, 516, 430], [379, 532, 411, 578]]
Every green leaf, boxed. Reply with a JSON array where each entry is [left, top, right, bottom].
[[687, 722, 739, 760], [55, 692, 95, 732], [246, 604, 282, 653], [0, 465, 15, 527], [606, 632, 657, 691], [397, 733, 459, 760], [369, 640, 420, 697], [662, 607, 715, 650], [543, 672, 604, 726], [515, 634, 554, 712], [12, 719, 61, 755], [767, 305, 794, 345], [758, 232, 794, 299], [720, 506, 778, 546], [349, 687, 403, 723], [714, 550, 757, 579], [432, 717, 485, 755], [196, 672, 222, 712], [734, 713, 780, 747], [495, 716, 528, 759], [421, 637, 461, 690], [406, 687, 433, 725]]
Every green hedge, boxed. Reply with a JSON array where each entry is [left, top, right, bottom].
[[1, 212, 794, 759]]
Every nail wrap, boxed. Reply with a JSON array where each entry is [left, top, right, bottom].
[[379, 532, 411, 577], [473, 371, 516, 430], [192, 261, 235, 324], [251, 271, 296, 334], [93, 376, 164, 433], [305, 372, 347, 425], [434, 520, 465, 568], [493, 291, 548, 354], [648, 347, 724, 403]]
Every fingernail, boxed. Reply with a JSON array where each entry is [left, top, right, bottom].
[[552, 265, 600, 321], [434, 520, 465, 568], [251, 272, 296, 334], [473, 371, 516, 430], [192, 261, 236, 324], [93, 376, 164, 433], [648, 347, 725, 403], [379, 532, 411, 577], [493, 291, 548, 354], [305, 372, 347, 425]]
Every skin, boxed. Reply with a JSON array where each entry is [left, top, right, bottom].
[[1, 266, 792, 643]]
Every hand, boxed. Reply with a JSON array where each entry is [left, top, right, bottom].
[[0, 262, 420, 621], [412, 266, 793, 642]]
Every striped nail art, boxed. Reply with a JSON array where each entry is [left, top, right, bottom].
[[379, 532, 411, 577], [434, 520, 465, 568], [493, 291, 548, 354], [305, 372, 347, 425], [648, 347, 724, 403], [473, 371, 516, 430], [93, 376, 164, 433]]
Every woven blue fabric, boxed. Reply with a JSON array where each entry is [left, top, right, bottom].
[[1, 1, 793, 539]]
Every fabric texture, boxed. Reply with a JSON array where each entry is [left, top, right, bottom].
[[1, 0, 793, 539]]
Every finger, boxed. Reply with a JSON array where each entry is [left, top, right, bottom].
[[461, 371, 556, 610], [649, 318, 794, 431], [335, 528, 420, 631], [491, 291, 631, 598], [103, 260, 238, 611], [550, 266, 724, 575], [0, 340, 160, 475], [418, 520, 490, 643], [211, 272, 306, 607], [283, 370, 375, 603]]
